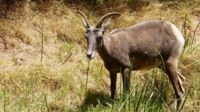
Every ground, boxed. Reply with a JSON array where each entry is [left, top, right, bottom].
[[0, 0, 200, 111]]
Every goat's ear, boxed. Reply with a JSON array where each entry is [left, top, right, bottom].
[[102, 18, 111, 33]]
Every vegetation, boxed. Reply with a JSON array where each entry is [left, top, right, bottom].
[[0, 0, 199, 111]]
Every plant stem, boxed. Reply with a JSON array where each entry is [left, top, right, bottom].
[[85, 60, 90, 96]]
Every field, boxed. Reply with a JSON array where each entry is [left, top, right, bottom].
[[0, 0, 200, 111]]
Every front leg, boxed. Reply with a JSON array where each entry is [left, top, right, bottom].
[[110, 73, 117, 99], [121, 67, 131, 94]]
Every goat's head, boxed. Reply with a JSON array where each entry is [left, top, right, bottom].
[[78, 11, 120, 59]]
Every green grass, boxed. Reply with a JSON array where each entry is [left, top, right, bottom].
[[0, 0, 200, 112]]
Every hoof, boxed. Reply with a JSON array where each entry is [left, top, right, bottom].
[[169, 100, 177, 112], [169, 95, 186, 112]]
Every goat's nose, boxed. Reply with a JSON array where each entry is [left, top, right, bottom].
[[87, 53, 92, 59]]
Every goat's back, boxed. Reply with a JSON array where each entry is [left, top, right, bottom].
[[106, 20, 184, 68]]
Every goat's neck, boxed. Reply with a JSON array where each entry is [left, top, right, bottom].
[[97, 38, 111, 64]]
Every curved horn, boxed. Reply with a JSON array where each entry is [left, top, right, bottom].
[[77, 11, 90, 28], [96, 12, 120, 28]]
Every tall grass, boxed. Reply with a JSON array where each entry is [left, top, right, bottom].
[[80, 69, 169, 112], [0, 0, 199, 112]]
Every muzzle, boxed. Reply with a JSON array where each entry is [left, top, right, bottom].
[[87, 51, 95, 59]]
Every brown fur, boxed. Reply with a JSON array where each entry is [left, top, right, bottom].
[[99, 20, 178, 71]]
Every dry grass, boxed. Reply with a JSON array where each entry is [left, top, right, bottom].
[[0, 0, 200, 111]]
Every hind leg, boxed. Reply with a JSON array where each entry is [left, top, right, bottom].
[[164, 58, 185, 111]]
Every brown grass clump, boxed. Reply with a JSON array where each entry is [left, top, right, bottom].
[[15, 28, 32, 45], [0, 0, 199, 111]]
